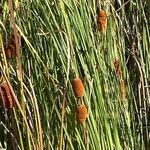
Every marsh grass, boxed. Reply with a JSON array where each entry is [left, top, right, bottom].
[[0, 0, 150, 149]]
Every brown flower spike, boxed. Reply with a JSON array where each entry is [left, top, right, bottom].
[[77, 105, 88, 123], [4, 33, 20, 59], [114, 59, 122, 76], [4, 45, 16, 59], [0, 81, 14, 109], [72, 77, 85, 98], [98, 10, 107, 33]]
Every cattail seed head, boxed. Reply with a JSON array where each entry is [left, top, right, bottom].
[[4, 45, 16, 59], [4, 33, 20, 59], [114, 59, 122, 76], [72, 77, 85, 98], [99, 10, 106, 17], [0, 81, 14, 109], [76, 105, 88, 123], [98, 10, 107, 33]]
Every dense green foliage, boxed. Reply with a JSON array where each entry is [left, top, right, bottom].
[[0, 0, 150, 149]]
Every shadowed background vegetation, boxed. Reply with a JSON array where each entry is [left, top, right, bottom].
[[0, 0, 150, 149]]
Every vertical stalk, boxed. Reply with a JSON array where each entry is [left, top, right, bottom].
[[59, 88, 66, 150]]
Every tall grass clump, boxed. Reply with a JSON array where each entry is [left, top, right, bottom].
[[0, 0, 150, 149]]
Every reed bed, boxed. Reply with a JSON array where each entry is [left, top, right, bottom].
[[0, 0, 150, 149]]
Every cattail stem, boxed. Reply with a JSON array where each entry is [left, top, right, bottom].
[[8, 0, 22, 80], [59, 88, 66, 150]]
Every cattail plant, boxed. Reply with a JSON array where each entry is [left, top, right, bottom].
[[97, 10, 107, 34], [4, 33, 20, 59], [72, 77, 85, 98], [4, 45, 16, 59], [114, 59, 122, 77], [76, 104, 88, 124], [0, 81, 14, 109]]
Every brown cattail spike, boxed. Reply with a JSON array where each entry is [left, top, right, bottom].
[[4, 33, 20, 59], [77, 105, 88, 123], [98, 10, 107, 34], [4, 45, 16, 59], [0, 81, 14, 109], [114, 59, 122, 76], [121, 79, 126, 101], [72, 77, 85, 98]]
